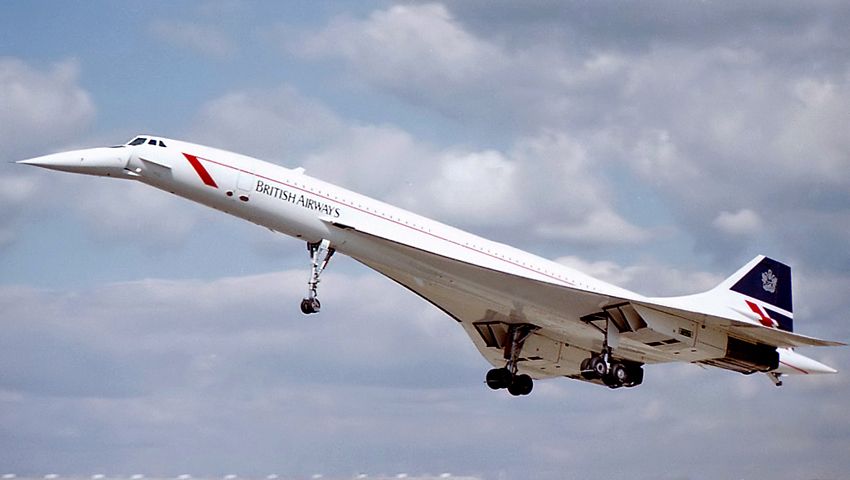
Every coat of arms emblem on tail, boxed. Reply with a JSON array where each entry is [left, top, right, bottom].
[[762, 269, 778, 293]]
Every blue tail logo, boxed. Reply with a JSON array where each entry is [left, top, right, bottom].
[[730, 257, 793, 332]]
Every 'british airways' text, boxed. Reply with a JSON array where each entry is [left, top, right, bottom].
[[255, 179, 341, 218]]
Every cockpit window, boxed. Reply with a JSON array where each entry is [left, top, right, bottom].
[[126, 136, 167, 147]]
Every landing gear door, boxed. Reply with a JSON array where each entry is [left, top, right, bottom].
[[236, 171, 256, 201]]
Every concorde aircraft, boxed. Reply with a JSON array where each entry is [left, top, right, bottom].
[[17, 136, 843, 394]]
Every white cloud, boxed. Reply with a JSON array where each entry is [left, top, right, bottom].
[[73, 179, 204, 248], [280, 3, 573, 128], [3, 164, 213, 252], [295, 4, 503, 90], [555, 255, 722, 296], [509, 131, 651, 245], [622, 47, 850, 192], [0, 175, 39, 244], [420, 150, 522, 225], [712, 208, 764, 236], [535, 209, 651, 245], [0, 269, 478, 401], [2, 263, 846, 478], [302, 123, 433, 198], [774, 75, 850, 182], [0, 57, 96, 248], [281, 3, 850, 268], [561, 44, 850, 264], [189, 85, 344, 162], [631, 128, 696, 187], [0, 57, 95, 159]]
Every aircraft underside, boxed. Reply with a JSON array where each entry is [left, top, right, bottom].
[[297, 229, 789, 394]]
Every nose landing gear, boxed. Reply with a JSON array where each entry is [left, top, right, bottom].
[[301, 239, 335, 315]]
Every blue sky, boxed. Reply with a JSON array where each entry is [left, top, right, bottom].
[[1, 2, 849, 479]]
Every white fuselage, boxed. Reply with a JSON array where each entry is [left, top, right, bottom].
[[134, 138, 637, 299], [18, 136, 839, 387]]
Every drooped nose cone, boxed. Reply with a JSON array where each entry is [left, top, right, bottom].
[[17, 146, 130, 177]]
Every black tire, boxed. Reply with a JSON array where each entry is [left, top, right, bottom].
[[590, 356, 608, 377], [611, 363, 629, 384], [300, 298, 319, 314], [486, 368, 511, 390], [580, 357, 597, 379], [602, 374, 623, 388], [508, 373, 533, 396], [518, 374, 533, 395], [625, 365, 644, 387]]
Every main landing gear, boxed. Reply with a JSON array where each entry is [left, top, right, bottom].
[[580, 351, 643, 388], [579, 322, 644, 388], [486, 324, 537, 396], [300, 239, 335, 315]]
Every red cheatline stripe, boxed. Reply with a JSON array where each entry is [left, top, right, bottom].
[[780, 360, 809, 374], [746, 300, 775, 327], [183, 153, 218, 188]]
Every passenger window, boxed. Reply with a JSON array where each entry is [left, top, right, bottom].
[[128, 137, 147, 146]]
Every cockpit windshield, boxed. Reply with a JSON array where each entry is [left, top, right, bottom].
[[126, 136, 167, 147]]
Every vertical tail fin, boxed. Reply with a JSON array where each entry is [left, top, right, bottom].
[[717, 255, 794, 331]]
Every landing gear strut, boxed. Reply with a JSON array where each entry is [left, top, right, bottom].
[[767, 372, 783, 387], [579, 318, 644, 388], [485, 324, 537, 396], [300, 239, 335, 315]]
